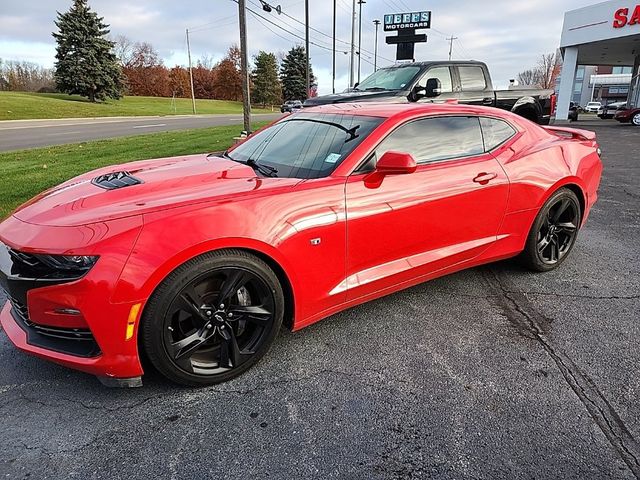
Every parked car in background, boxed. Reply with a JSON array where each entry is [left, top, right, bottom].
[[0, 103, 602, 387], [305, 60, 555, 125], [598, 101, 626, 119], [280, 100, 303, 113], [614, 106, 640, 126], [584, 101, 602, 113]]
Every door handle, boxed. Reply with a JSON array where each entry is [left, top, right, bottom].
[[473, 172, 498, 185], [482, 97, 494, 105]]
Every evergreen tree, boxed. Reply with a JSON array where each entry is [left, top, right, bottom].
[[53, 0, 123, 102], [252, 51, 281, 107], [279, 46, 314, 101]]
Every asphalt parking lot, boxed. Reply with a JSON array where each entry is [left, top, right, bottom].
[[0, 120, 638, 479]]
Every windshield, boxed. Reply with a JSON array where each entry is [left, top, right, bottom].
[[226, 113, 383, 179], [356, 66, 421, 91]]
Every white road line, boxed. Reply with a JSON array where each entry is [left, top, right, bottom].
[[45, 131, 83, 136], [132, 124, 167, 129]]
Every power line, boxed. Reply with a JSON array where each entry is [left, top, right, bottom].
[[241, 3, 350, 54], [249, 0, 391, 62]]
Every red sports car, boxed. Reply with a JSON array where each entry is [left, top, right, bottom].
[[0, 103, 602, 387], [614, 107, 640, 126]]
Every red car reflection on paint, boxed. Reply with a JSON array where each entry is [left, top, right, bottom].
[[0, 103, 602, 387]]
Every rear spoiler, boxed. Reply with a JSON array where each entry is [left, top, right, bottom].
[[543, 126, 596, 142]]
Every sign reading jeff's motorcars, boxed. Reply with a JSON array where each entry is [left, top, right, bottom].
[[383, 12, 431, 31]]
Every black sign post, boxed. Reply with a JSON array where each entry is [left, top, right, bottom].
[[384, 11, 431, 61]]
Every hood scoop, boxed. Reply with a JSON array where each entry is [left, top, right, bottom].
[[91, 171, 143, 190]]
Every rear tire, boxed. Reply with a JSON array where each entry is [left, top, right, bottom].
[[520, 188, 582, 272], [141, 249, 284, 387]]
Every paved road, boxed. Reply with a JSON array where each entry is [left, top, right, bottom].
[[0, 121, 638, 479], [0, 113, 283, 152]]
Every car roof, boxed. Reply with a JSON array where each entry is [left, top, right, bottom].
[[380, 60, 483, 68], [300, 102, 521, 122]]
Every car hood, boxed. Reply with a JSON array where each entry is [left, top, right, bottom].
[[304, 89, 406, 106], [12, 154, 301, 227]]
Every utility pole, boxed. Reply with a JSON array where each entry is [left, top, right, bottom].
[[373, 19, 380, 72], [238, 0, 251, 132], [305, 0, 310, 98], [357, 0, 366, 83], [446, 36, 458, 61], [186, 28, 197, 115], [332, 0, 336, 93], [349, 0, 356, 88]]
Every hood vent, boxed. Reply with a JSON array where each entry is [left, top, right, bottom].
[[91, 171, 142, 190]]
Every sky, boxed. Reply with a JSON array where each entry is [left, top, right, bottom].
[[0, 0, 600, 94]]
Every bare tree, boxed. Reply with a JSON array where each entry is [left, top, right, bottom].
[[112, 34, 135, 67], [536, 53, 559, 89], [517, 69, 537, 86], [516, 52, 560, 89], [197, 54, 215, 70]]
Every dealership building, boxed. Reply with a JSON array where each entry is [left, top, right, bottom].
[[556, 0, 640, 120]]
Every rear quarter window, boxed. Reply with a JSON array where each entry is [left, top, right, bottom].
[[458, 66, 487, 91], [480, 117, 517, 151]]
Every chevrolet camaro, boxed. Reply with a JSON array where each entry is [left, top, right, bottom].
[[0, 103, 602, 387]]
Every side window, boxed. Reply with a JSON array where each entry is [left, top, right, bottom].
[[458, 66, 487, 91], [480, 117, 517, 151], [376, 116, 484, 164], [418, 66, 453, 93]]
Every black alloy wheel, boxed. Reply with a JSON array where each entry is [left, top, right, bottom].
[[142, 250, 284, 386], [521, 188, 582, 272]]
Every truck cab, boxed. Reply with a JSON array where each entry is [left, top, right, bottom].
[[304, 61, 554, 125]]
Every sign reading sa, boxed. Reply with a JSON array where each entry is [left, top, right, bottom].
[[383, 12, 431, 32], [613, 5, 640, 28]]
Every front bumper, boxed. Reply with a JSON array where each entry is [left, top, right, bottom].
[[0, 300, 140, 379], [0, 215, 145, 380]]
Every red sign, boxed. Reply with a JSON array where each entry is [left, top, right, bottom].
[[613, 5, 640, 28]]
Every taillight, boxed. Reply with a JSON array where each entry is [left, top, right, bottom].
[[551, 94, 557, 115]]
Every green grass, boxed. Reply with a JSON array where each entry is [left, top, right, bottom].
[[0, 122, 267, 219], [0, 91, 274, 120]]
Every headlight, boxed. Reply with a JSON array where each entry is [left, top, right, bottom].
[[35, 255, 99, 272]]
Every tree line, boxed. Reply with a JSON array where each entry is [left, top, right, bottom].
[[2, 0, 316, 106], [516, 53, 560, 90]]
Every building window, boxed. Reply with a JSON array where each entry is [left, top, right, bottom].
[[612, 66, 633, 75], [573, 82, 583, 94]]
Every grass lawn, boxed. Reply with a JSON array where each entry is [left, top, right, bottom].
[[0, 91, 274, 121], [0, 122, 267, 219]]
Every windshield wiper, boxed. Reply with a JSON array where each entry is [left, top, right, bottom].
[[246, 159, 278, 177], [363, 87, 389, 91], [220, 151, 278, 177]]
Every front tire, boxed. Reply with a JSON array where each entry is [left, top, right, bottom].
[[141, 250, 284, 386], [632, 113, 640, 126], [520, 188, 581, 272]]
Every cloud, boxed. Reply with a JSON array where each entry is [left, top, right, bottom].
[[0, 0, 598, 94]]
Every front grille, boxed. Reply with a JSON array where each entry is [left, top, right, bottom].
[[8, 295, 29, 321], [8, 296, 101, 358], [91, 171, 142, 190]]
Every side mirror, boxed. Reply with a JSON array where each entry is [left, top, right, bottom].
[[376, 151, 417, 175], [353, 82, 360, 89], [424, 78, 442, 98]]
